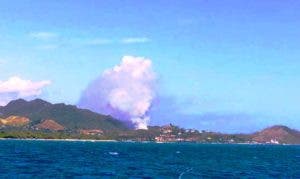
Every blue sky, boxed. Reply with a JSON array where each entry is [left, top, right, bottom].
[[0, 0, 300, 132]]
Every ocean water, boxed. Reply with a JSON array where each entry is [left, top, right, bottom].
[[0, 140, 299, 178]]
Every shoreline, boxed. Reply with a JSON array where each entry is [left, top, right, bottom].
[[0, 138, 299, 145], [0, 138, 118, 142]]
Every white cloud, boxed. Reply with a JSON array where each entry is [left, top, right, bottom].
[[84, 37, 150, 45], [120, 37, 150, 44], [28, 33, 150, 47], [29, 32, 58, 40], [0, 76, 51, 105]]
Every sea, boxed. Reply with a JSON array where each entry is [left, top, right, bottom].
[[0, 140, 299, 178]]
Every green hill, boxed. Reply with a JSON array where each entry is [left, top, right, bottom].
[[0, 99, 128, 132], [0, 99, 299, 144]]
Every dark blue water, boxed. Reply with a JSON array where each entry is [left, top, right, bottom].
[[0, 140, 299, 178]]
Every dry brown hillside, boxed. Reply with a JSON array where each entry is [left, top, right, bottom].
[[252, 125, 300, 144], [35, 119, 65, 131], [0, 116, 30, 126]]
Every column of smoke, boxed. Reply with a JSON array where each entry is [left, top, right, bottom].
[[79, 56, 156, 129]]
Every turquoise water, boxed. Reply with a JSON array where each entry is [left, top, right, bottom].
[[0, 140, 299, 178]]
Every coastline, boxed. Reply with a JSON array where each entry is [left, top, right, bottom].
[[0, 138, 117, 142], [0, 138, 299, 145]]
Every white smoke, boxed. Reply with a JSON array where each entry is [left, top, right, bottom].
[[79, 56, 156, 129]]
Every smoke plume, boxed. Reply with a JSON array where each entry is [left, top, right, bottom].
[[79, 56, 156, 129]]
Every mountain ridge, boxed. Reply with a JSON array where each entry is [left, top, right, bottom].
[[0, 99, 299, 144], [0, 98, 129, 132]]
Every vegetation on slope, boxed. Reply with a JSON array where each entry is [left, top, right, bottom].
[[0, 99, 129, 132], [0, 99, 299, 144]]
